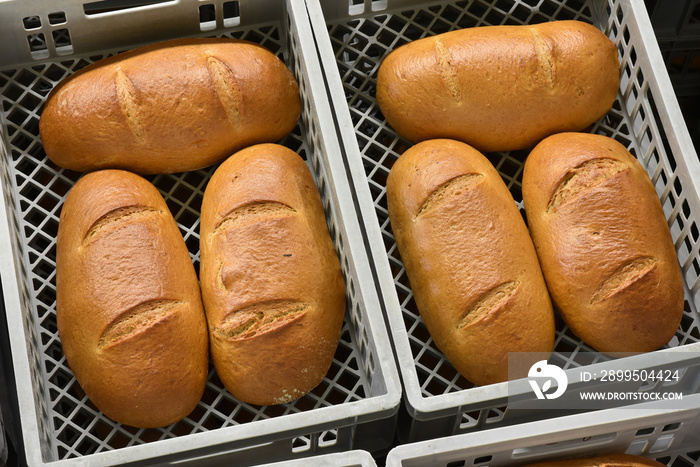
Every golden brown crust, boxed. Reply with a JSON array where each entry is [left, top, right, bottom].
[[522, 132, 684, 352], [56, 170, 208, 428], [199, 143, 346, 405], [376, 20, 619, 152], [524, 453, 667, 467], [39, 38, 301, 174], [386, 139, 555, 386]]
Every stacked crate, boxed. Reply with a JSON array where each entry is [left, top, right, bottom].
[[646, 0, 700, 150]]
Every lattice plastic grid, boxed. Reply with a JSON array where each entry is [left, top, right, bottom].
[[658, 450, 700, 467], [324, 0, 700, 410], [0, 20, 374, 463]]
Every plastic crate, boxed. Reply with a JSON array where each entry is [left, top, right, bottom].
[[644, 0, 700, 152], [645, 0, 700, 40], [0, 0, 402, 465], [259, 449, 377, 466], [306, 0, 700, 443], [385, 394, 700, 466]]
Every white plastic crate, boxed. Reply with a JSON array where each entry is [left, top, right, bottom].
[[307, 0, 700, 443], [0, 0, 402, 465], [259, 449, 377, 466], [385, 394, 700, 466]]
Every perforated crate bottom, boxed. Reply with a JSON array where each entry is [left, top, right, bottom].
[[324, 0, 700, 413], [0, 24, 372, 460]]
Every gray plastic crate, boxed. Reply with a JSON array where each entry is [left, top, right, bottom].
[[385, 394, 700, 466], [0, 0, 402, 465], [645, 0, 700, 40], [259, 449, 377, 466], [307, 0, 700, 443], [644, 0, 700, 151]]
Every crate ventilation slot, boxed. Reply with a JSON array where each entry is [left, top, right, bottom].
[[200, 1, 241, 31], [22, 11, 72, 60], [348, 0, 388, 15]]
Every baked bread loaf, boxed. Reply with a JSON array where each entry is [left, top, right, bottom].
[[376, 20, 619, 153], [522, 132, 684, 352], [525, 454, 666, 467], [199, 143, 346, 405], [56, 170, 208, 428], [40, 38, 301, 174], [386, 139, 555, 386]]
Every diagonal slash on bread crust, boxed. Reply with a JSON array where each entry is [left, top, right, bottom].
[[115, 69, 145, 141], [98, 299, 183, 349], [547, 158, 628, 213], [434, 38, 462, 104], [83, 205, 162, 245], [213, 300, 309, 341], [415, 173, 484, 218], [212, 201, 297, 235], [207, 56, 242, 128], [459, 280, 520, 329], [590, 256, 658, 304]]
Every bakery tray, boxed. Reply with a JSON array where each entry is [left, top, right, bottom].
[[0, 0, 402, 465], [306, 0, 700, 443], [385, 393, 700, 466]]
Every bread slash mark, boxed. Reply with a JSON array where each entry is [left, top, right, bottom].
[[416, 173, 483, 218], [207, 56, 242, 128], [213, 300, 309, 340], [530, 28, 555, 91], [459, 281, 520, 329], [213, 201, 297, 234], [434, 38, 461, 104], [590, 256, 658, 304], [115, 69, 145, 141], [83, 205, 162, 245], [215, 261, 227, 292], [98, 299, 183, 349], [547, 158, 628, 213]]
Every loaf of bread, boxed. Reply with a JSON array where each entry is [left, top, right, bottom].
[[56, 170, 208, 428], [376, 20, 619, 153], [199, 143, 346, 405], [39, 38, 301, 174], [522, 132, 684, 352], [386, 139, 555, 386], [525, 453, 666, 467]]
